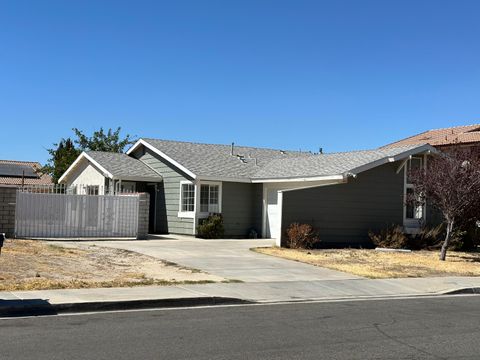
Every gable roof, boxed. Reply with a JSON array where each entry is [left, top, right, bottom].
[[129, 138, 314, 181], [383, 124, 480, 148], [86, 151, 162, 181], [59, 151, 162, 183], [0, 160, 52, 186], [128, 139, 434, 183]]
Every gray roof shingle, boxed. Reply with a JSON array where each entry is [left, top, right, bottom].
[[142, 139, 313, 179], [86, 151, 162, 180], [141, 139, 432, 181], [252, 144, 431, 180]]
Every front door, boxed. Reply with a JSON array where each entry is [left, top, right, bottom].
[[146, 184, 157, 233]]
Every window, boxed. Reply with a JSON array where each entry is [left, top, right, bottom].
[[200, 184, 220, 213], [404, 157, 425, 223], [180, 183, 195, 212], [86, 185, 99, 195]]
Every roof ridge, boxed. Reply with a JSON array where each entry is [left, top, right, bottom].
[[86, 150, 128, 155], [0, 159, 41, 165], [142, 138, 309, 154], [301, 144, 422, 156], [427, 123, 480, 132], [381, 129, 433, 148]]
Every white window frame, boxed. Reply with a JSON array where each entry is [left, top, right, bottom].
[[198, 181, 222, 218], [178, 180, 195, 218], [403, 155, 426, 228]]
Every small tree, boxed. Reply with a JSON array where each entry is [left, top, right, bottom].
[[73, 127, 135, 153], [42, 138, 80, 183], [409, 148, 480, 260], [43, 127, 135, 183]]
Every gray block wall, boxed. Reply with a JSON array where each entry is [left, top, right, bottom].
[[0, 186, 17, 238], [137, 192, 150, 240], [281, 162, 405, 247]]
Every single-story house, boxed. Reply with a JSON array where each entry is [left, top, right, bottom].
[[0, 159, 53, 237], [59, 138, 435, 246]]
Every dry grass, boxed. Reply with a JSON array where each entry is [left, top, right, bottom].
[[0, 240, 224, 291], [253, 247, 480, 279]]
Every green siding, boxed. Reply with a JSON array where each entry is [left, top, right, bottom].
[[134, 148, 195, 235], [222, 182, 263, 238], [281, 162, 404, 246]]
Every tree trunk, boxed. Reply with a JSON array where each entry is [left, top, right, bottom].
[[440, 218, 454, 261]]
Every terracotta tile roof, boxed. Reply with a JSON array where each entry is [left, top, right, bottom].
[[383, 124, 480, 148], [0, 160, 53, 186]]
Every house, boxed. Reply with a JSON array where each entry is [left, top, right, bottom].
[[0, 160, 52, 238], [383, 124, 480, 151], [0, 160, 52, 186], [59, 138, 435, 246]]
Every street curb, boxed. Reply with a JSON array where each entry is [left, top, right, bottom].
[[442, 287, 480, 295], [0, 297, 253, 317]]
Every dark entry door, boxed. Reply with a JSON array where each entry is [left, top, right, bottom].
[[146, 183, 168, 234]]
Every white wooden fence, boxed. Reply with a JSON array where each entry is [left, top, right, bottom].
[[15, 191, 140, 238]]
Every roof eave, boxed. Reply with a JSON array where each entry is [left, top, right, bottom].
[[251, 174, 345, 183], [114, 175, 163, 182], [346, 144, 437, 177], [58, 152, 114, 184]]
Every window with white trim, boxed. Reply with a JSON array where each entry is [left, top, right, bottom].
[[405, 157, 424, 221], [200, 184, 220, 213], [180, 183, 195, 212]]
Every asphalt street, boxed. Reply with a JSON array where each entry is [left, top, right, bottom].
[[1, 295, 479, 360]]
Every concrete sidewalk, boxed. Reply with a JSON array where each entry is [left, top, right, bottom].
[[2, 276, 480, 316]]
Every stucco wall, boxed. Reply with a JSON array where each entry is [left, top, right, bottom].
[[66, 160, 106, 194]]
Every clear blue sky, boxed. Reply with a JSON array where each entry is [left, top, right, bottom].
[[1, 0, 479, 164]]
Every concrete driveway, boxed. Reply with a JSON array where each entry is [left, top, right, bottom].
[[82, 235, 360, 282]]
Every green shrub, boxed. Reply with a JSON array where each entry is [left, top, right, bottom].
[[197, 214, 225, 239], [285, 223, 320, 249], [368, 225, 409, 249]]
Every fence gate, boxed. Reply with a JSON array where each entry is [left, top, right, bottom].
[[15, 191, 140, 238]]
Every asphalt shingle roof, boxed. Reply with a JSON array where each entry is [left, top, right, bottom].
[[252, 144, 428, 180], [142, 139, 313, 179], [141, 139, 431, 181], [86, 151, 161, 180]]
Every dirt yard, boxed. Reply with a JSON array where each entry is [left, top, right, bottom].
[[0, 240, 225, 291], [254, 247, 480, 279]]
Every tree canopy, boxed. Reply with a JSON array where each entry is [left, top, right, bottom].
[[43, 127, 135, 183]]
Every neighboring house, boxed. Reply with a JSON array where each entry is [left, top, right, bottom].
[[60, 138, 435, 246], [0, 160, 52, 186], [0, 160, 52, 238], [383, 124, 480, 151]]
